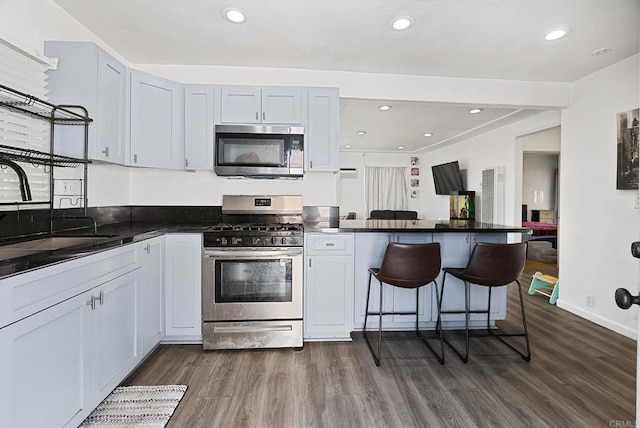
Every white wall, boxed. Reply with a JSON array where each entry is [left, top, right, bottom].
[[522, 153, 558, 219], [418, 110, 562, 225], [558, 54, 640, 338], [523, 126, 561, 152], [338, 152, 423, 219]]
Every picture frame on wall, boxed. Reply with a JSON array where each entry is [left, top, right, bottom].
[[616, 108, 639, 190]]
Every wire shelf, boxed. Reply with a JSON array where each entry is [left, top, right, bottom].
[[0, 84, 92, 124], [0, 144, 90, 167]]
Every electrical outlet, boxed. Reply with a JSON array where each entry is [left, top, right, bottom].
[[585, 294, 594, 307]]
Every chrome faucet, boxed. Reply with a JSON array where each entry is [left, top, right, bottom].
[[0, 158, 32, 201]]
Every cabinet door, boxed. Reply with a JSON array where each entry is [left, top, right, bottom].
[[305, 255, 353, 340], [165, 234, 203, 341], [138, 237, 165, 356], [261, 87, 304, 124], [220, 86, 261, 123], [130, 70, 184, 168], [0, 292, 92, 428], [96, 49, 127, 164], [184, 85, 215, 170], [353, 233, 392, 329], [306, 87, 339, 171], [45, 41, 127, 165], [91, 271, 139, 403]]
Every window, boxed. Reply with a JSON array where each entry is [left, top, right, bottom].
[[0, 39, 52, 206], [365, 166, 408, 214]]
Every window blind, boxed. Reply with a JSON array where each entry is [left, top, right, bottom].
[[0, 40, 51, 205]]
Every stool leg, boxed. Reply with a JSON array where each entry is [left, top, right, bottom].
[[549, 280, 559, 305], [363, 271, 381, 365], [463, 281, 470, 363], [487, 286, 492, 331], [491, 280, 532, 362], [377, 278, 383, 365], [440, 273, 470, 363]]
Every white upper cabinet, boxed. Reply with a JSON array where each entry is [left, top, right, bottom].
[[306, 87, 339, 172], [220, 86, 304, 124], [130, 70, 184, 169], [184, 85, 214, 170], [45, 41, 127, 164]]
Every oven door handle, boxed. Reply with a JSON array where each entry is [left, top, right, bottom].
[[203, 248, 302, 258]]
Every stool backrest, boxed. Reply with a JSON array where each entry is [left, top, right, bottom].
[[377, 242, 441, 288], [463, 242, 527, 286]]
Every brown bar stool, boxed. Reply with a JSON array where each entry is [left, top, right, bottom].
[[438, 242, 531, 363], [363, 242, 444, 366]]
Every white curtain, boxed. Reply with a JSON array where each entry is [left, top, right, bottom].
[[365, 166, 408, 213]]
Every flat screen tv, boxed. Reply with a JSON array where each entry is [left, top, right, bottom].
[[432, 161, 465, 195]]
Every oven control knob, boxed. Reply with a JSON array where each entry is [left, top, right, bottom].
[[231, 237, 239, 245], [281, 237, 287, 245], [220, 237, 227, 245], [252, 237, 260, 246], [270, 237, 277, 246]]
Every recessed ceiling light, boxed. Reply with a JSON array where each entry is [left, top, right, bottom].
[[391, 16, 414, 31], [397, 146, 405, 150], [223, 7, 246, 23], [469, 108, 483, 114], [345, 145, 352, 148], [423, 133, 433, 137], [357, 131, 366, 135], [379, 105, 392, 111], [544, 28, 569, 41]]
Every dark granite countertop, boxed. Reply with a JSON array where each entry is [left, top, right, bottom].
[[0, 221, 210, 279], [304, 219, 531, 234]]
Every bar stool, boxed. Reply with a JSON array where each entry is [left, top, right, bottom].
[[363, 242, 444, 366], [438, 242, 531, 363]]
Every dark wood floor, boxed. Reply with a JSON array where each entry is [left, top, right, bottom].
[[125, 260, 635, 427]]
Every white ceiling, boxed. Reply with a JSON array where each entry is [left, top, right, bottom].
[[52, 0, 640, 152]]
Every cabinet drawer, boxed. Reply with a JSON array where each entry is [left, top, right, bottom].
[[0, 244, 140, 329], [305, 233, 354, 255]]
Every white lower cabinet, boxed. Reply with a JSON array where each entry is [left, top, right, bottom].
[[304, 233, 354, 340], [0, 261, 140, 428], [164, 234, 202, 342], [137, 237, 165, 356], [90, 270, 139, 403], [0, 291, 92, 428]]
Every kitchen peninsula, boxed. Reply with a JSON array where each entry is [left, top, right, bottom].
[[303, 218, 530, 341]]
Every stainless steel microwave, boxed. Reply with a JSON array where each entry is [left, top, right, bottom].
[[214, 125, 304, 178]]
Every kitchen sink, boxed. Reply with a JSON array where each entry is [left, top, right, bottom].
[[2, 236, 114, 251]]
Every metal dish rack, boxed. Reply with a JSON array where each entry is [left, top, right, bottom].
[[0, 83, 93, 231]]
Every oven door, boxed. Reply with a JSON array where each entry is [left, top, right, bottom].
[[202, 247, 303, 321]]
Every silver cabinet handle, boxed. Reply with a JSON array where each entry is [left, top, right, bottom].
[[96, 291, 104, 306], [87, 297, 96, 310], [144, 243, 151, 254], [262, 111, 265, 121], [102, 147, 109, 157], [133, 154, 138, 163], [310, 160, 313, 169], [255, 112, 259, 120], [185, 159, 189, 168]]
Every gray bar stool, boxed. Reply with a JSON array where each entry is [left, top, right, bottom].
[[438, 242, 531, 363], [363, 242, 444, 366]]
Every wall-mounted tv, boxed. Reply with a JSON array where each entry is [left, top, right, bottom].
[[432, 161, 465, 195]]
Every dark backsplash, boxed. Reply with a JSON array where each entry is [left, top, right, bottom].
[[1, 205, 337, 241]]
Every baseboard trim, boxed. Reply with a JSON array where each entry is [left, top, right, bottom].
[[556, 299, 637, 340]]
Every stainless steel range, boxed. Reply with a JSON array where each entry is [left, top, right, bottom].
[[202, 195, 303, 350]]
